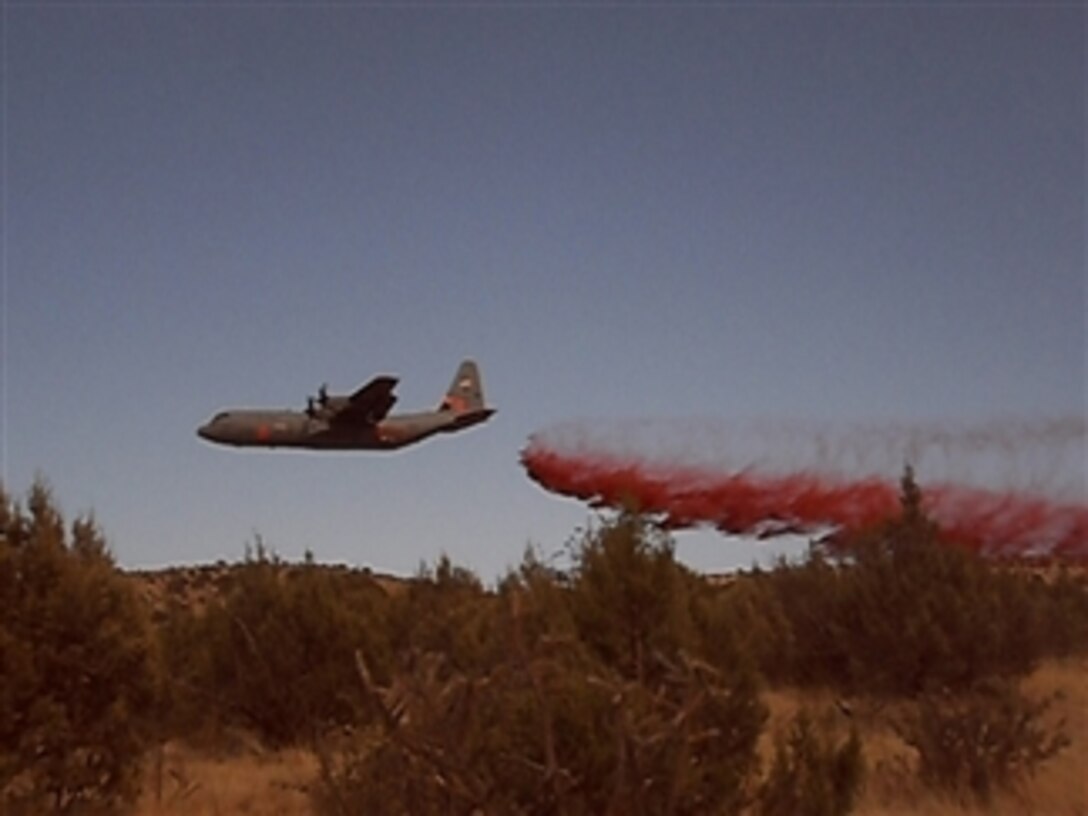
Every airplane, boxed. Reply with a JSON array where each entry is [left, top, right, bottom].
[[197, 359, 495, 451]]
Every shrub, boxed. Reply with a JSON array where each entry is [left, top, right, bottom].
[[385, 554, 502, 673], [160, 543, 392, 747], [0, 481, 155, 813], [567, 513, 701, 684], [315, 521, 768, 815], [1029, 566, 1088, 657], [760, 467, 1067, 696], [694, 571, 793, 683], [893, 679, 1069, 804], [317, 645, 766, 815], [758, 710, 864, 816]]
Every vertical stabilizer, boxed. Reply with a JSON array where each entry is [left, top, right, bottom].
[[440, 360, 485, 414]]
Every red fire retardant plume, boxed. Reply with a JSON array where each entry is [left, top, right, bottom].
[[521, 424, 1088, 560]]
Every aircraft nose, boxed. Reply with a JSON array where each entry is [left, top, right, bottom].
[[198, 412, 232, 444]]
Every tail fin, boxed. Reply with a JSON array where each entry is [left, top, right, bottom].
[[439, 359, 485, 414]]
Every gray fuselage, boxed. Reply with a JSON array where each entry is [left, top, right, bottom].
[[197, 408, 492, 451]]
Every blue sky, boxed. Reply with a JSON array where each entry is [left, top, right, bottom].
[[2, 3, 1084, 579]]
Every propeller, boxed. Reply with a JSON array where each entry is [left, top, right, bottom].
[[318, 383, 329, 405]]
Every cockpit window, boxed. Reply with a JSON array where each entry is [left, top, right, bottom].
[[212, 412, 230, 423]]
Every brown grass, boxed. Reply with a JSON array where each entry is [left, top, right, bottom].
[[128, 659, 1087, 816], [134, 741, 317, 816], [851, 659, 1088, 816], [752, 658, 1087, 816]]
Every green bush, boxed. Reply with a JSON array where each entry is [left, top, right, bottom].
[[1029, 566, 1088, 657], [315, 519, 768, 815], [693, 571, 793, 683], [0, 481, 155, 813], [756, 467, 1076, 696], [385, 553, 503, 673], [160, 542, 391, 747], [567, 514, 702, 684]]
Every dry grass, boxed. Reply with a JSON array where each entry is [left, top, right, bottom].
[[133, 741, 317, 816], [128, 659, 1086, 816], [852, 659, 1088, 816], [758, 659, 1087, 815]]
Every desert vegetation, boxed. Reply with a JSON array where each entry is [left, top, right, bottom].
[[1, 469, 1086, 814]]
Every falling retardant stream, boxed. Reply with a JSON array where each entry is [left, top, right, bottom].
[[520, 419, 1088, 560]]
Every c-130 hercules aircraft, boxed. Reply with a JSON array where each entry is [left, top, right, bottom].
[[197, 359, 494, 451]]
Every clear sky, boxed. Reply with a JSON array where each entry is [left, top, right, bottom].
[[2, 3, 1084, 579]]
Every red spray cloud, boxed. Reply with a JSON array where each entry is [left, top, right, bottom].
[[520, 419, 1088, 560]]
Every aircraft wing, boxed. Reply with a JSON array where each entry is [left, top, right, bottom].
[[330, 376, 398, 426]]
